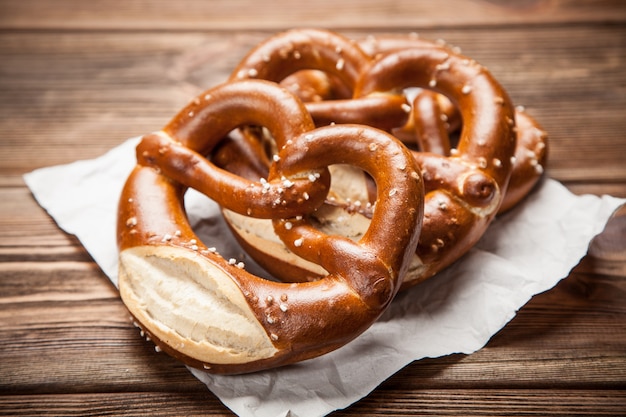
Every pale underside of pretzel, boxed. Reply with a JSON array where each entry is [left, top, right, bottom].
[[218, 29, 539, 288], [117, 79, 423, 374]]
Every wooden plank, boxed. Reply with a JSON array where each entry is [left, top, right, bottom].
[[1, 2, 625, 414], [1, 0, 625, 31], [1, 26, 625, 186], [0, 389, 624, 416], [0, 188, 88, 264], [0, 392, 229, 416], [0, 277, 208, 394], [334, 389, 626, 416]]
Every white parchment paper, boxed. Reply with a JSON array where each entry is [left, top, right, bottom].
[[24, 137, 625, 417]]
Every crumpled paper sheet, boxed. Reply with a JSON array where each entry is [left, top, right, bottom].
[[24, 137, 625, 417]]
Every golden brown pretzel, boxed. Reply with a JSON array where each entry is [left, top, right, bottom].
[[218, 29, 519, 288], [276, 32, 547, 209], [281, 76, 547, 215], [280, 34, 548, 213], [117, 79, 423, 374]]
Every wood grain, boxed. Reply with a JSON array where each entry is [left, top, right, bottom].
[[1, 26, 624, 189], [1, 0, 625, 415], [1, 390, 625, 416], [1, 0, 625, 30]]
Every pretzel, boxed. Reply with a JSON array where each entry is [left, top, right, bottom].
[[217, 29, 532, 288], [280, 33, 548, 213], [117, 79, 423, 374]]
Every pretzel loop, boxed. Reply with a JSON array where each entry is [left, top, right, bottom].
[[136, 80, 330, 218], [270, 124, 424, 307], [356, 47, 517, 186], [356, 35, 547, 215], [232, 28, 411, 131], [351, 47, 516, 280]]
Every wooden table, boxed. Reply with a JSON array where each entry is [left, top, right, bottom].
[[1, 1, 625, 415]]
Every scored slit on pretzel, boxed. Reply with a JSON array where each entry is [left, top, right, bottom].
[[117, 79, 423, 374]]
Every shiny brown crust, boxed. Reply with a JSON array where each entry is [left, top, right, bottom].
[[278, 33, 548, 215], [499, 110, 548, 213], [386, 91, 548, 215], [232, 28, 411, 132], [117, 79, 423, 374], [220, 29, 532, 288]]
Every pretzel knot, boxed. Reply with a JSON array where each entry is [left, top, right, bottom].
[[117, 79, 423, 374], [218, 29, 547, 289]]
